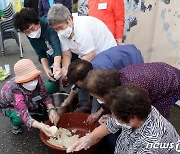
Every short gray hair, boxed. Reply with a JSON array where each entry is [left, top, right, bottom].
[[47, 4, 71, 26]]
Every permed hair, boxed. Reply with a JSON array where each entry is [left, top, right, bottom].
[[105, 84, 151, 123], [83, 69, 122, 97], [13, 8, 39, 31]]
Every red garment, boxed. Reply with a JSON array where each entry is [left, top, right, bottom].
[[88, 0, 124, 39]]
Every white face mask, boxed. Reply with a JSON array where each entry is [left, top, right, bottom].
[[97, 99, 104, 104], [22, 79, 38, 91], [115, 119, 132, 129], [58, 26, 72, 38], [28, 27, 41, 38]]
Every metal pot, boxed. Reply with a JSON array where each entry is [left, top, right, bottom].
[[51, 93, 68, 107], [51, 93, 72, 114]]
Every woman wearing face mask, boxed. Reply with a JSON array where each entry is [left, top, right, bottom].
[[67, 84, 180, 153], [47, 4, 117, 78], [13, 8, 62, 92], [0, 59, 59, 135]]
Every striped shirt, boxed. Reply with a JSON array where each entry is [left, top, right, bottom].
[[105, 106, 180, 154]]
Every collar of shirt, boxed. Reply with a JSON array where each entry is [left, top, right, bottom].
[[126, 106, 154, 138]]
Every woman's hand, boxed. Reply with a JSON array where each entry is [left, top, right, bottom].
[[45, 68, 56, 81], [86, 112, 99, 124], [53, 66, 62, 80], [49, 109, 59, 126], [67, 135, 94, 153], [38, 122, 52, 137]]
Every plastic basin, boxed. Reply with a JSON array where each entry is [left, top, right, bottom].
[[40, 112, 102, 154]]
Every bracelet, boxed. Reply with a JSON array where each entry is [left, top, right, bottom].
[[47, 107, 57, 113]]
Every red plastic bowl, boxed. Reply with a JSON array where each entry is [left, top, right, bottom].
[[40, 112, 102, 154]]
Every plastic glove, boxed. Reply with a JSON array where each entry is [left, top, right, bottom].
[[98, 114, 111, 125], [49, 110, 59, 126], [66, 136, 93, 153], [86, 112, 99, 124], [53, 71, 61, 80], [38, 122, 52, 137], [53, 65, 63, 80], [62, 67, 68, 78], [45, 68, 56, 81]]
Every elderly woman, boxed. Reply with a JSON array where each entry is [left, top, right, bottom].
[[67, 62, 180, 119], [0, 59, 59, 135], [67, 84, 180, 153], [47, 4, 117, 78], [13, 8, 62, 91]]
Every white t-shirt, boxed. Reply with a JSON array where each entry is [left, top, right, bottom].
[[59, 16, 117, 57]]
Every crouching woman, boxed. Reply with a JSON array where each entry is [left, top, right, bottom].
[[0, 59, 59, 136], [67, 84, 179, 153]]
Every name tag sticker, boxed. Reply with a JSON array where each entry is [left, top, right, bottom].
[[98, 3, 107, 10], [32, 95, 42, 102], [46, 48, 54, 56]]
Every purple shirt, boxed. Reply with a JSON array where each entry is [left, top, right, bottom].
[[38, 0, 72, 17], [0, 76, 52, 128], [120, 62, 180, 118]]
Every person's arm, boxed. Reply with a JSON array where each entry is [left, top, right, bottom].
[[53, 55, 62, 79], [45, 24, 62, 77], [13, 93, 35, 129], [46, 103, 59, 126], [32, 120, 54, 137], [89, 123, 111, 140], [41, 58, 55, 81], [86, 107, 104, 124], [81, 50, 96, 62], [46, 22, 62, 78], [67, 124, 111, 153], [37, 76, 59, 125], [38, 0, 44, 17], [61, 50, 72, 77], [61, 89, 76, 106], [113, 0, 125, 45]]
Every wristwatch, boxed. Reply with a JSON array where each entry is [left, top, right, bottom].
[[47, 107, 57, 113]]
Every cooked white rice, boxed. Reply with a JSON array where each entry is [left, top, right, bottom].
[[47, 127, 79, 148]]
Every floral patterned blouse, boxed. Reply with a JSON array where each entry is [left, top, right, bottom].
[[0, 76, 52, 128], [120, 62, 180, 118]]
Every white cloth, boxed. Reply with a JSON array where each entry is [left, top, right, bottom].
[[59, 16, 117, 57]]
